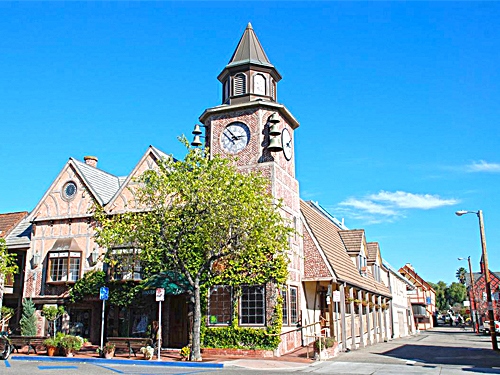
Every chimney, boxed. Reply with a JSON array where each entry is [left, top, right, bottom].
[[84, 156, 98, 168]]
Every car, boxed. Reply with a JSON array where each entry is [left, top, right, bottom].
[[479, 321, 500, 334]]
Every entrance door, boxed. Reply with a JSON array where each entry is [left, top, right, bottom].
[[168, 295, 188, 348]]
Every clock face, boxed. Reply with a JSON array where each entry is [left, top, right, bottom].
[[221, 122, 250, 154], [282, 128, 293, 160]]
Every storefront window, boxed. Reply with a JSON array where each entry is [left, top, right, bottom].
[[240, 285, 265, 325], [208, 285, 232, 325]]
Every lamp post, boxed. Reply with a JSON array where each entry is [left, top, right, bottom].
[[458, 256, 479, 333], [456, 210, 498, 350]]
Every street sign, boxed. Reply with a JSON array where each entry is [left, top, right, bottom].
[[99, 287, 109, 300], [332, 291, 341, 302], [156, 288, 165, 302], [426, 297, 431, 305]]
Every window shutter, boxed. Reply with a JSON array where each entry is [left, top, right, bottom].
[[234, 74, 246, 95]]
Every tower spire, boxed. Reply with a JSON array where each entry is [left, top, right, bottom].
[[218, 23, 281, 105]]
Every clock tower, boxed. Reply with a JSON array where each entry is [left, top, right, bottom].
[[198, 23, 303, 297]]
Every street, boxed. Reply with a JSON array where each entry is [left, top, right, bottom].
[[2, 326, 500, 375]]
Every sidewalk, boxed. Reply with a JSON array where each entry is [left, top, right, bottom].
[[8, 343, 317, 370]]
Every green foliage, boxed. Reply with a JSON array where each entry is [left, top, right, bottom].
[[68, 270, 105, 303], [0, 238, 18, 277], [1, 306, 14, 319], [314, 337, 337, 350], [94, 139, 292, 360], [41, 305, 65, 322], [69, 270, 142, 308], [20, 298, 37, 336], [456, 267, 467, 285], [430, 280, 467, 312], [180, 345, 191, 359], [59, 334, 84, 351], [446, 282, 467, 306], [429, 281, 449, 311], [43, 336, 61, 348]]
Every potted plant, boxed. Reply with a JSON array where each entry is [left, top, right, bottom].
[[99, 342, 115, 359], [43, 336, 60, 356], [140, 345, 154, 360], [180, 345, 190, 361], [314, 336, 338, 359], [59, 334, 83, 357]]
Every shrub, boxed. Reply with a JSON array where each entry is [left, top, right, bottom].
[[20, 298, 37, 336], [59, 335, 84, 352], [314, 337, 336, 351]]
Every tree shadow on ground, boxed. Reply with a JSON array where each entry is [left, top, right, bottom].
[[380, 344, 500, 370]]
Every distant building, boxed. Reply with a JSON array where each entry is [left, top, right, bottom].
[[465, 263, 500, 325], [399, 263, 435, 331]]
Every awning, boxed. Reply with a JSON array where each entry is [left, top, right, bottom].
[[50, 238, 83, 252], [142, 271, 192, 296]]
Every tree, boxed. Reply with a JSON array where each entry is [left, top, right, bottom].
[[94, 140, 292, 361], [20, 298, 37, 336], [429, 281, 448, 311], [456, 267, 467, 285], [446, 282, 467, 307], [0, 238, 18, 323], [41, 305, 65, 338]]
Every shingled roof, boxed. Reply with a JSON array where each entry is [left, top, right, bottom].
[[338, 229, 365, 255], [301, 200, 391, 297], [366, 242, 380, 264], [0, 211, 28, 239]]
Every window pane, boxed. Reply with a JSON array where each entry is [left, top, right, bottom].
[[208, 286, 232, 324], [290, 286, 298, 324], [240, 286, 265, 325], [281, 289, 288, 325]]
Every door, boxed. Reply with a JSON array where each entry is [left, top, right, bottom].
[[168, 295, 188, 348]]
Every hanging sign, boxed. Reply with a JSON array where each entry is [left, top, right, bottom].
[[156, 288, 165, 302]]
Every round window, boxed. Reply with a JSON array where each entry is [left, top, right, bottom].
[[63, 181, 77, 200]]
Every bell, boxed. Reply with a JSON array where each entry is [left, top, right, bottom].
[[191, 135, 202, 147], [268, 113, 280, 124], [268, 136, 283, 152], [192, 124, 202, 135], [269, 123, 281, 136]]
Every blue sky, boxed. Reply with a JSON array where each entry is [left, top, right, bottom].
[[1, 2, 499, 285]]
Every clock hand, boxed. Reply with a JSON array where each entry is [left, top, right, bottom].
[[223, 132, 235, 144], [226, 128, 238, 139]]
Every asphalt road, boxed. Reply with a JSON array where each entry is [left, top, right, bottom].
[[2, 326, 500, 375]]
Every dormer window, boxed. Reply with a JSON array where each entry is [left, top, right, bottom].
[[373, 264, 381, 282], [357, 254, 367, 275], [234, 73, 246, 96]]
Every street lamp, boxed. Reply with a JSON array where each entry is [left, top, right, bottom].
[[455, 210, 498, 350], [458, 256, 479, 333]]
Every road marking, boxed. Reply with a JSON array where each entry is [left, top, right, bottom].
[[3, 359, 11, 368], [38, 365, 79, 370], [93, 364, 124, 373]]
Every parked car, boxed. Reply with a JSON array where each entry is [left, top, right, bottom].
[[479, 321, 500, 334]]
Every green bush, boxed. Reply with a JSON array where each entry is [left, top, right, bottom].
[[203, 326, 280, 350], [59, 334, 84, 352], [314, 336, 337, 350], [20, 298, 37, 336]]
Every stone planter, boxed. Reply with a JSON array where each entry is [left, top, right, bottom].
[[104, 350, 115, 359], [314, 341, 339, 360]]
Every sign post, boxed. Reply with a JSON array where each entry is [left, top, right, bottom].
[[332, 291, 341, 342], [156, 288, 165, 360], [99, 287, 109, 352]]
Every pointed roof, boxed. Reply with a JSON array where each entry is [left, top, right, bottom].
[[366, 242, 380, 264], [227, 22, 273, 69], [70, 158, 124, 206]]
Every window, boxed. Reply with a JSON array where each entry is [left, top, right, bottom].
[[208, 286, 232, 325], [109, 249, 142, 281], [48, 251, 81, 283], [234, 73, 246, 96], [223, 79, 229, 102], [281, 288, 288, 325], [240, 285, 265, 325], [290, 286, 298, 324], [4, 273, 14, 287], [253, 74, 266, 95], [373, 264, 381, 282]]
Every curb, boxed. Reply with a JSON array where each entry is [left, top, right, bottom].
[[9, 355, 224, 368]]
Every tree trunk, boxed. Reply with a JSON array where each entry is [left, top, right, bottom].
[[191, 278, 202, 361]]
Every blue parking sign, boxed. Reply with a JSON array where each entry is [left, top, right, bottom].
[[100, 287, 109, 300]]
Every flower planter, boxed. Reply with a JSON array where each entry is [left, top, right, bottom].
[[104, 350, 115, 359], [46, 346, 57, 357]]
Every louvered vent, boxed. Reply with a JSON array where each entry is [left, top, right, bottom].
[[234, 73, 246, 96]]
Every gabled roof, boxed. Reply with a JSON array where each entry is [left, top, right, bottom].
[[366, 242, 382, 265], [71, 158, 123, 206], [5, 217, 32, 248], [339, 229, 365, 255], [399, 264, 435, 292], [301, 200, 391, 297], [0, 211, 28, 239], [227, 22, 273, 69], [383, 259, 415, 289]]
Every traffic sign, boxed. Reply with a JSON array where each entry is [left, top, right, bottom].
[[156, 288, 165, 302], [332, 291, 341, 302], [99, 287, 109, 300]]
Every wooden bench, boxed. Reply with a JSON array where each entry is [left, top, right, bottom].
[[8, 335, 49, 355], [106, 337, 153, 358]]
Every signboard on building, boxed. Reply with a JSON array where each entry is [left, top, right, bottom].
[[332, 291, 341, 302]]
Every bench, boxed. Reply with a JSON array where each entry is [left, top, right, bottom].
[[8, 335, 49, 355], [106, 337, 153, 358]]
